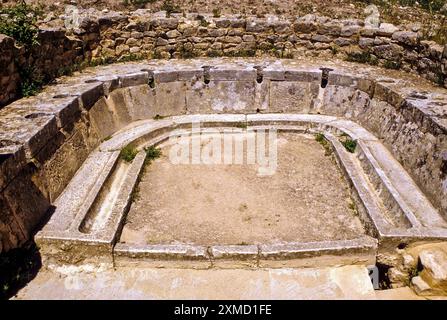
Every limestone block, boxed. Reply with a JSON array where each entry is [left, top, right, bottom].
[[322, 86, 370, 118], [77, 82, 105, 110], [412, 276, 432, 295], [340, 25, 361, 37], [378, 23, 399, 37], [119, 72, 150, 88], [294, 14, 317, 33], [3, 169, 51, 239], [114, 243, 210, 269], [166, 30, 181, 38], [187, 80, 256, 113], [317, 22, 342, 36], [130, 31, 144, 39], [334, 37, 353, 47], [254, 79, 269, 111], [210, 245, 258, 268], [155, 37, 169, 46], [33, 119, 99, 201], [272, 21, 290, 34], [125, 38, 140, 46], [360, 27, 378, 37], [242, 34, 255, 42], [246, 18, 269, 33], [392, 31, 419, 46], [0, 193, 26, 252], [388, 267, 407, 285], [154, 81, 187, 116], [269, 81, 318, 113], [371, 44, 403, 60], [215, 18, 230, 28], [312, 34, 332, 43], [359, 37, 375, 49], [0, 144, 27, 192], [208, 69, 256, 81], [89, 97, 121, 139], [151, 17, 179, 30], [124, 85, 157, 121], [116, 44, 129, 55]]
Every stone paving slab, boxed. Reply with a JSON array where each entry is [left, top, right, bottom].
[[1, 59, 445, 255], [14, 265, 377, 300]]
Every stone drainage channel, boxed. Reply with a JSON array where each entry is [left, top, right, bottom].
[[35, 114, 447, 273]]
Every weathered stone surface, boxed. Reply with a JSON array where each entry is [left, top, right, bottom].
[[210, 245, 258, 268], [166, 29, 181, 38], [378, 23, 399, 36], [388, 267, 407, 288], [418, 248, 447, 295], [3, 168, 51, 234], [359, 37, 375, 49], [412, 276, 432, 295], [340, 25, 361, 37], [371, 44, 403, 60], [246, 18, 268, 32], [294, 14, 317, 33], [14, 265, 377, 299], [392, 31, 419, 46], [334, 37, 353, 47], [0, 193, 27, 252], [364, 5, 380, 28], [312, 34, 332, 43], [269, 81, 318, 113]]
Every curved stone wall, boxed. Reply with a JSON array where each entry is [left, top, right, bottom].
[[34, 112, 447, 266], [0, 58, 446, 253], [1, 10, 446, 107]]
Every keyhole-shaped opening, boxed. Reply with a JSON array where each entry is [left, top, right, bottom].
[[202, 65, 211, 85], [320, 67, 333, 88]]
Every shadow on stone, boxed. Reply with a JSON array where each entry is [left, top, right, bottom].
[[0, 241, 42, 300]]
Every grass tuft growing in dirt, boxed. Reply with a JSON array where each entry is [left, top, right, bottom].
[[315, 133, 333, 156]]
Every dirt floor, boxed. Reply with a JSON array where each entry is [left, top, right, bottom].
[[120, 132, 365, 246]]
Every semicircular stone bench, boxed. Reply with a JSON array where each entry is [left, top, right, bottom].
[[1, 58, 446, 268]]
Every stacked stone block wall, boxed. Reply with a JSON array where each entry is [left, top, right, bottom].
[[1, 11, 447, 108]]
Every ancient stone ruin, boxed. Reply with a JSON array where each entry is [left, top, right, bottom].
[[1, 2, 447, 300]]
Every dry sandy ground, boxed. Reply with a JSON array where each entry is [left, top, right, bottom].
[[120, 132, 365, 246]]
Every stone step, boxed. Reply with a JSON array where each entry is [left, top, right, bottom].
[[34, 114, 447, 266], [14, 265, 377, 300], [114, 237, 378, 269]]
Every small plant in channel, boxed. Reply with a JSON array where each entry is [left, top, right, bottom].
[[120, 145, 138, 162], [315, 133, 332, 156], [144, 145, 162, 165], [341, 138, 357, 153]]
